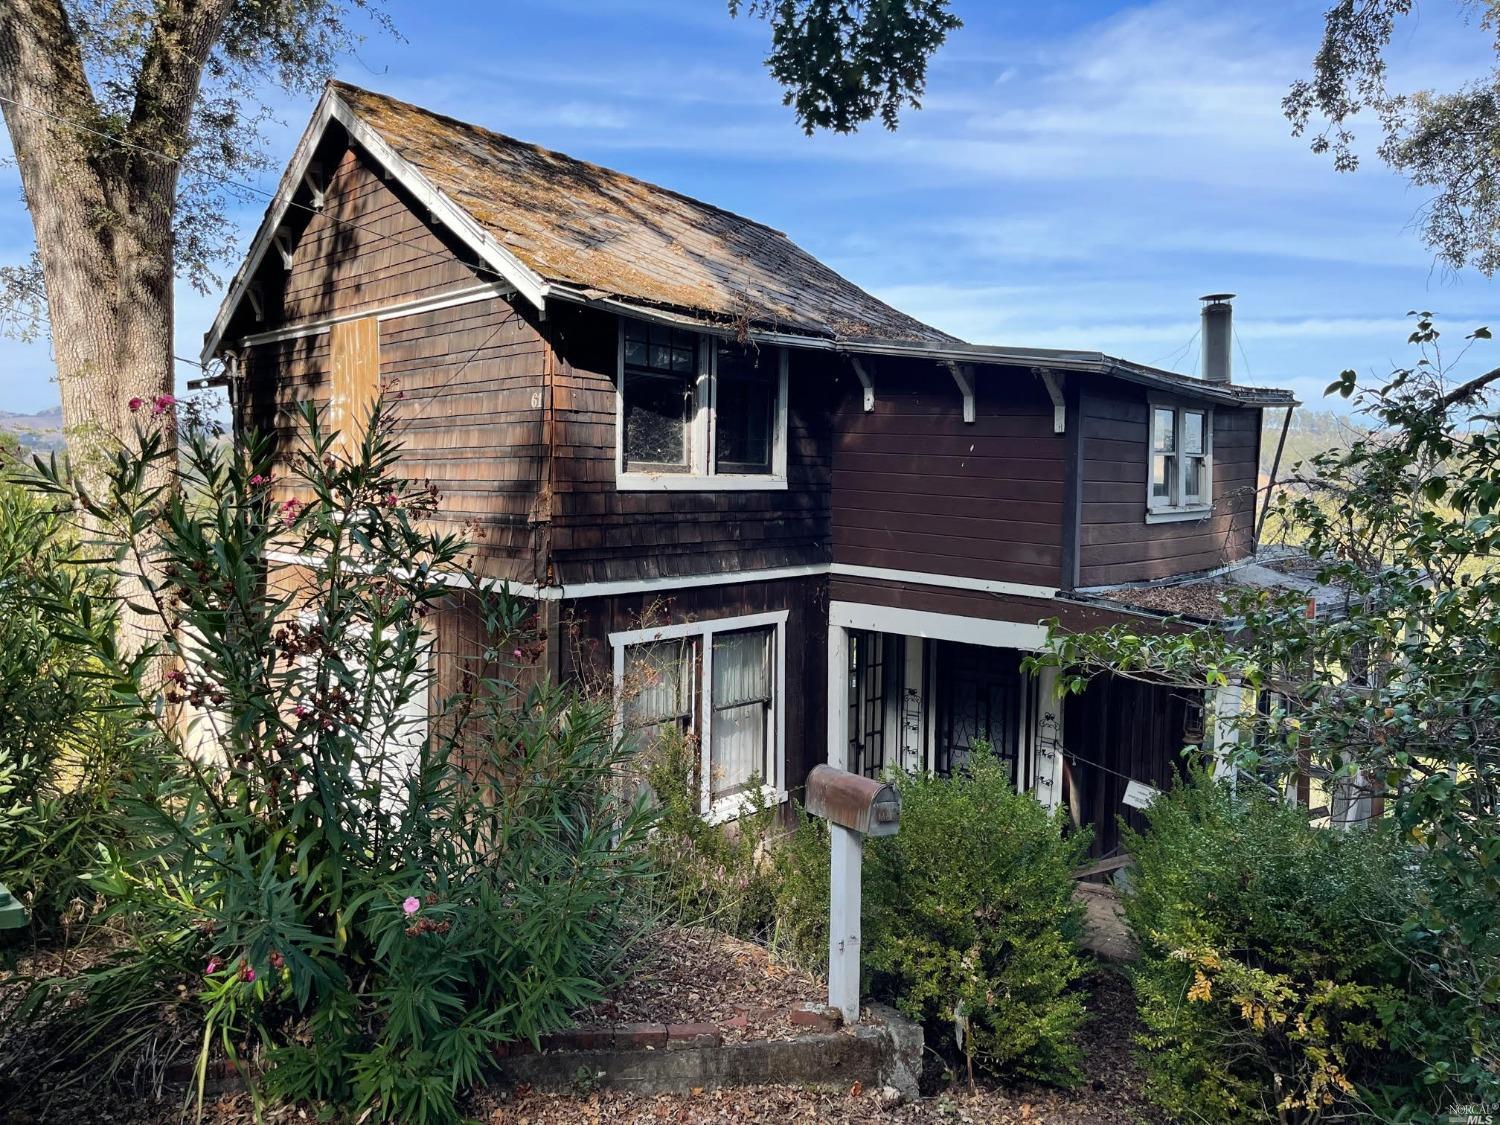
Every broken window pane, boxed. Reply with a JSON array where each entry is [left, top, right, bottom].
[[623, 321, 697, 471]]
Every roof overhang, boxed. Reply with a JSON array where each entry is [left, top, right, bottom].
[[544, 287, 1298, 408], [200, 86, 550, 365]]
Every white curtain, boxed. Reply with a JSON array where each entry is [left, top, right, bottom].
[[626, 639, 691, 747], [710, 628, 771, 800]]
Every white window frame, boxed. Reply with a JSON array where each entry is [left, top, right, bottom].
[[611, 610, 789, 823], [1145, 400, 1214, 523], [615, 318, 789, 491]]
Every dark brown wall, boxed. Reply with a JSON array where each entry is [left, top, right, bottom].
[[559, 576, 828, 800], [830, 360, 1066, 590], [234, 142, 548, 586], [1077, 388, 1261, 587], [543, 303, 834, 585]]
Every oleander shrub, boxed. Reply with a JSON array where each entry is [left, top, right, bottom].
[[863, 753, 1092, 1085], [1123, 770, 1420, 1123], [7, 401, 656, 1125], [0, 480, 135, 938]]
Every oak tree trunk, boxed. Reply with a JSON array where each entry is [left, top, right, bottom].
[[0, 0, 233, 657]]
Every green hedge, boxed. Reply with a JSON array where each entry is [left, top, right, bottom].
[[1123, 770, 1421, 1122], [864, 755, 1092, 1085]]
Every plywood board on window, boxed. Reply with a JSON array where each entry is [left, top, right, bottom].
[[329, 316, 380, 454]]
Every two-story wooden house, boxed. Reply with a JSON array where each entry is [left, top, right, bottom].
[[201, 82, 1296, 856]]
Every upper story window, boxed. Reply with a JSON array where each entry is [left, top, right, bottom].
[[1148, 403, 1212, 521], [616, 319, 788, 491]]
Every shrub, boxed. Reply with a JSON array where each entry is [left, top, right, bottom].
[[12, 402, 657, 1124], [1123, 769, 1420, 1123], [767, 806, 830, 973], [637, 726, 780, 940], [863, 753, 1092, 1085], [0, 480, 135, 937]]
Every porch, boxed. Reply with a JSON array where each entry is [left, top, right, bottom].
[[826, 601, 1206, 859]]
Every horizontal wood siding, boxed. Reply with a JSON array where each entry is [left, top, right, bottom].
[[560, 576, 827, 799], [830, 360, 1065, 589], [240, 296, 545, 584], [543, 303, 832, 584], [1077, 389, 1261, 587]]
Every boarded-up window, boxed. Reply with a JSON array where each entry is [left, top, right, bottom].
[[329, 317, 380, 454]]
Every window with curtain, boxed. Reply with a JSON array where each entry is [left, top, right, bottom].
[[709, 627, 773, 802], [624, 637, 696, 748]]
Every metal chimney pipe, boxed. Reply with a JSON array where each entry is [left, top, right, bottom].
[[1200, 293, 1235, 384]]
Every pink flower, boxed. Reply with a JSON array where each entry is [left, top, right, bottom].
[[402, 896, 421, 916], [205, 957, 222, 975], [384, 493, 399, 508], [249, 473, 269, 487], [241, 964, 255, 983], [151, 393, 176, 416], [127, 396, 145, 413], [511, 648, 524, 661], [279, 498, 304, 525]]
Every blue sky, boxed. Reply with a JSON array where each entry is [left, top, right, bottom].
[[3, 0, 1498, 413]]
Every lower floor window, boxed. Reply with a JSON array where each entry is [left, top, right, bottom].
[[709, 627, 773, 801], [614, 612, 786, 819]]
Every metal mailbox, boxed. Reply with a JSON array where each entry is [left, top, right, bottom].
[[805, 764, 901, 837]]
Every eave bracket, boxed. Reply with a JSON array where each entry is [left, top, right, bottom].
[[944, 361, 975, 423], [1037, 367, 1065, 433], [849, 356, 876, 412]]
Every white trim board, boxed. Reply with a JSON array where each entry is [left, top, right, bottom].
[[829, 600, 1050, 651], [237, 283, 516, 348], [828, 563, 1057, 601], [263, 552, 1060, 605]]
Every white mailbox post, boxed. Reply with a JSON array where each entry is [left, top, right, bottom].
[[804, 764, 902, 1024]]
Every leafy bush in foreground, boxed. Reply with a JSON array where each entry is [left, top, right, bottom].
[[864, 753, 1091, 1085], [1124, 771, 1419, 1123], [0, 481, 134, 937], [11, 401, 655, 1124]]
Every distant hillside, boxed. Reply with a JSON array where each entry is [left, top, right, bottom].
[[0, 405, 66, 454], [1260, 408, 1365, 478]]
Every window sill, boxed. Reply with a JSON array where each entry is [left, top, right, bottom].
[[618, 473, 788, 492], [1145, 506, 1214, 524], [701, 785, 786, 825]]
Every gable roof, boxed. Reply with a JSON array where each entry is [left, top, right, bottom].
[[200, 82, 1294, 410], [202, 81, 952, 360]]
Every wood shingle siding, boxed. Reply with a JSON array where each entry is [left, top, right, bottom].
[[1076, 389, 1261, 587], [541, 304, 833, 585], [830, 360, 1066, 589], [277, 146, 485, 325]]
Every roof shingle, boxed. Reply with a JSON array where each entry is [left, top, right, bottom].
[[331, 81, 953, 344]]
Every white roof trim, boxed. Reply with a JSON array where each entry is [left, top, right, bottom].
[[200, 88, 549, 364]]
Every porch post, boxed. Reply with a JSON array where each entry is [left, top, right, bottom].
[[1034, 665, 1064, 811], [1211, 681, 1244, 784], [828, 823, 863, 1023], [827, 622, 849, 768]]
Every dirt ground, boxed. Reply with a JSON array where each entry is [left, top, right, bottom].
[[1, 936, 1160, 1124]]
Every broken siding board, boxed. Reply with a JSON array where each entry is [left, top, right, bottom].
[[329, 316, 380, 453]]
